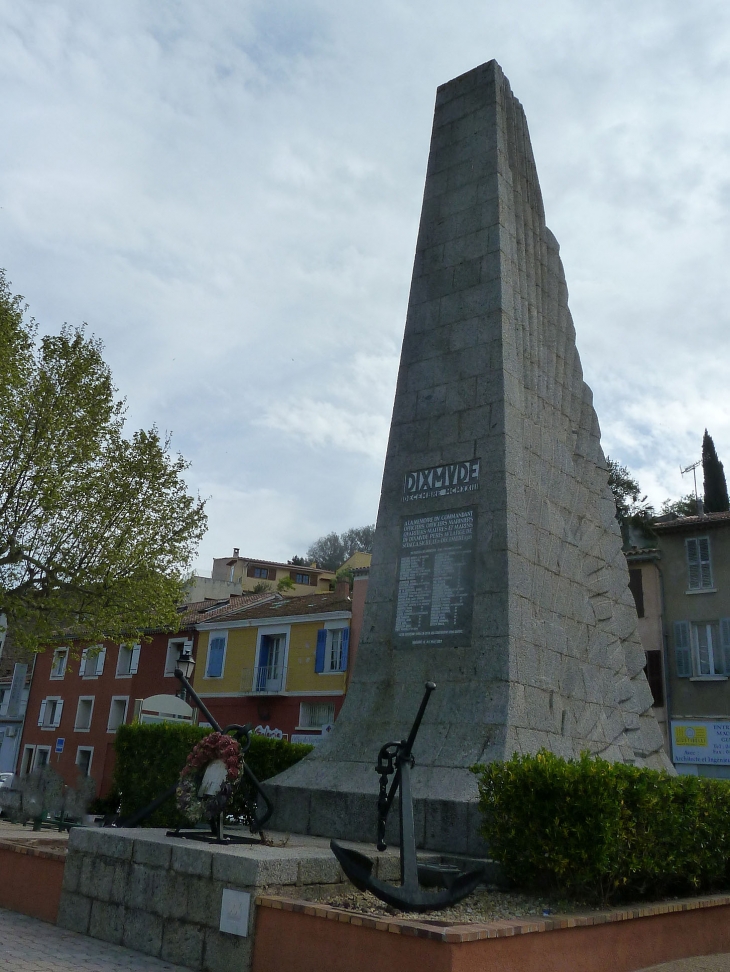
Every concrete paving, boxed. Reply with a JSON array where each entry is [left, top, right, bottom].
[[0, 908, 192, 972], [640, 959, 730, 971]]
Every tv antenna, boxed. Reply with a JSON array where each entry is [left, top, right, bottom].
[[681, 459, 702, 514]]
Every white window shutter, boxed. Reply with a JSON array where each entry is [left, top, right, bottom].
[[95, 647, 106, 676], [699, 537, 713, 588], [53, 700, 64, 728], [686, 539, 700, 589], [130, 644, 140, 674], [38, 700, 47, 726], [79, 649, 87, 677], [675, 621, 692, 677], [721, 619, 730, 676]]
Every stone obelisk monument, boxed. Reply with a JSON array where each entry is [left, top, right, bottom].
[[267, 60, 670, 853]]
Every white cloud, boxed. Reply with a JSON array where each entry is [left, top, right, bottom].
[[2, 0, 730, 571]]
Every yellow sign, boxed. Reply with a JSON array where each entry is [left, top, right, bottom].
[[675, 725, 708, 747]]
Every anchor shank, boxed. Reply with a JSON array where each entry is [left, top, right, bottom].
[[398, 758, 420, 894], [402, 681, 436, 759]]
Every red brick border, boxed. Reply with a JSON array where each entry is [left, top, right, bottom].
[[0, 839, 67, 923], [253, 892, 730, 972]]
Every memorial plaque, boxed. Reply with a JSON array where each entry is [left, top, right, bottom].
[[394, 508, 476, 647]]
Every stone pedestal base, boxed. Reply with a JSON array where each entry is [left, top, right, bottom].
[[263, 765, 489, 856], [58, 827, 408, 972]]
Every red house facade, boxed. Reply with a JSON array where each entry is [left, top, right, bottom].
[[16, 594, 276, 796]]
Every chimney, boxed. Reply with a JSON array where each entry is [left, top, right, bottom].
[[335, 578, 350, 598], [233, 547, 240, 557]]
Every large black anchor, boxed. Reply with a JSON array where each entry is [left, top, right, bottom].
[[330, 682, 486, 912]]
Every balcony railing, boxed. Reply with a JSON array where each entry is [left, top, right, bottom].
[[240, 665, 287, 694]]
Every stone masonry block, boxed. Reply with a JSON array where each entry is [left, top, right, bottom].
[[132, 836, 173, 869], [211, 851, 298, 888], [184, 877, 224, 929], [203, 928, 253, 972], [297, 856, 343, 886], [71, 828, 134, 861], [155, 868, 192, 920], [162, 919, 205, 970], [81, 856, 126, 901], [171, 842, 214, 878], [61, 850, 82, 893], [125, 863, 164, 911], [122, 908, 164, 958], [89, 899, 125, 946], [57, 891, 91, 935]]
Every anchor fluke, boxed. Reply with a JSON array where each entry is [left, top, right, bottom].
[[329, 682, 487, 912]]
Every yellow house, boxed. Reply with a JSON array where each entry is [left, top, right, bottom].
[[338, 551, 372, 572], [210, 550, 336, 596], [192, 591, 351, 743]]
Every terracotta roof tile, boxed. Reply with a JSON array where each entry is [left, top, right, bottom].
[[653, 510, 730, 533], [198, 591, 352, 624]]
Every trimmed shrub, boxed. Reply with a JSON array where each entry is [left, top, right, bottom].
[[113, 722, 313, 827], [473, 750, 730, 904]]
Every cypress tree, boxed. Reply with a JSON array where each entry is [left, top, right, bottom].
[[702, 429, 730, 513]]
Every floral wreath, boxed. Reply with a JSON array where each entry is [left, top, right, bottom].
[[176, 732, 242, 824]]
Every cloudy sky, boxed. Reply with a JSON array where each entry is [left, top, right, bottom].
[[2, 0, 729, 572]]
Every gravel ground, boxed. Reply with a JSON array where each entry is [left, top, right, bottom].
[[262, 882, 596, 923]]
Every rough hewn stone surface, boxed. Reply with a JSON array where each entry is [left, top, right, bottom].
[[57, 828, 401, 972], [266, 59, 670, 852]]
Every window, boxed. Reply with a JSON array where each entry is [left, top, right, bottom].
[[75, 697, 94, 731], [686, 537, 713, 591], [20, 746, 35, 775], [248, 565, 272, 579], [255, 632, 287, 691], [165, 639, 191, 676], [50, 648, 69, 679], [643, 650, 663, 706], [107, 697, 128, 732], [76, 747, 93, 777], [315, 627, 350, 674], [299, 702, 335, 729], [205, 634, 227, 678], [38, 697, 63, 729], [675, 619, 730, 678], [628, 569, 644, 618], [116, 644, 140, 677], [34, 747, 51, 770], [294, 573, 310, 586], [79, 646, 106, 678]]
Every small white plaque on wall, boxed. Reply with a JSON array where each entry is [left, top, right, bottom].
[[220, 888, 251, 937]]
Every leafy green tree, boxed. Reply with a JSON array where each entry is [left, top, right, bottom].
[[660, 493, 699, 517], [702, 429, 730, 514], [606, 458, 654, 526], [0, 271, 207, 652], [305, 524, 375, 571]]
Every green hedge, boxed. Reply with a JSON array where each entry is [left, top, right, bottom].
[[113, 723, 312, 828], [473, 750, 730, 904]]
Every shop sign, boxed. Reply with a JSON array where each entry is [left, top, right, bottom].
[[672, 720, 730, 765]]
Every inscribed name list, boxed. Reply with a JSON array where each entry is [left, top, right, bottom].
[[393, 508, 476, 648]]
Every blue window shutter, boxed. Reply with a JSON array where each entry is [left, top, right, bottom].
[[207, 637, 225, 678], [674, 621, 691, 677], [315, 629, 327, 673], [256, 636, 269, 691], [339, 627, 349, 672]]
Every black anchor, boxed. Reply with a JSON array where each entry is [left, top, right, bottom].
[[330, 681, 486, 912]]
